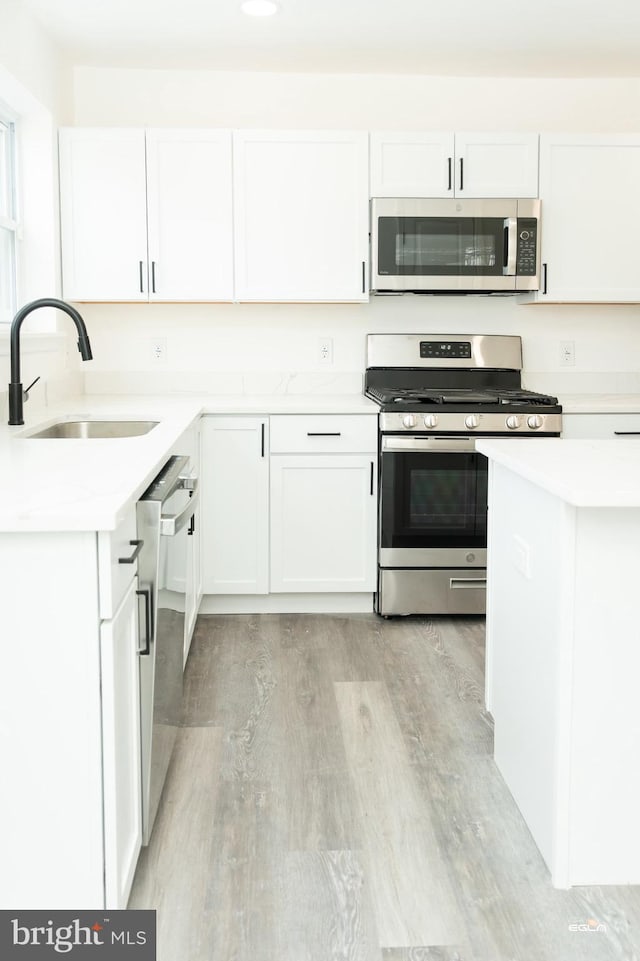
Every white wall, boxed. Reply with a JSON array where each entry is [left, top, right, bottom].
[[0, 1, 76, 415], [72, 67, 640, 393], [0, 0, 72, 119], [73, 69, 640, 132]]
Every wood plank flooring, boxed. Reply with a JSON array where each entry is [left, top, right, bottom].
[[129, 613, 640, 960]]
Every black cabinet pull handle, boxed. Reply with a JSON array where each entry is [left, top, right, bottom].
[[261, 422, 265, 457], [151, 261, 157, 294], [118, 539, 143, 564], [614, 431, 640, 435], [370, 461, 374, 495], [138, 261, 145, 293], [542, 262, 548, 295], [459, 157, 464, 191], [361, 260, 366, 293], [136, 587, 152, 655], [187, 514, 195, 535], [447, 157, 452, 191], [307, 432, 341, 437]]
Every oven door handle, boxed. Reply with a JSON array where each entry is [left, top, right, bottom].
[[382, 436, 478, 452]]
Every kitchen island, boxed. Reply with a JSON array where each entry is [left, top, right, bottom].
[[477, 437, 640, 888]]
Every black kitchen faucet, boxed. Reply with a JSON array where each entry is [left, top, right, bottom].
[[8, 298, 93, 425]]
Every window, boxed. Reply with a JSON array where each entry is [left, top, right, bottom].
[[0, 115, 18, 324]]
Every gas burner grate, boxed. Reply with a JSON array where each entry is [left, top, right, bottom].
[[495, 389, 559, 406]]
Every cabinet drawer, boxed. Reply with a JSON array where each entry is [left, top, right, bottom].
[[98, 508, 138, 618], [562, 413, 640, 439], [270, 415, 377, 453]]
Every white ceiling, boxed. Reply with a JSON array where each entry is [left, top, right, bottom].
[[20, 0, 640, 77]]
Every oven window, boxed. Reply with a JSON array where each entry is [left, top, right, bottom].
[[379, 216, 506, 277], [380, 449, 488, 549]]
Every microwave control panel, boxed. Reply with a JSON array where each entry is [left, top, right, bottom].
[[516, 219, 538, 275]]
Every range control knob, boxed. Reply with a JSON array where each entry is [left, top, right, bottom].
[[423, 413, 438, 429], [465, 414, 479, 430], [402, 414, 417, 429], [506, 414, 522, 430], [527, 414, 543, 430]]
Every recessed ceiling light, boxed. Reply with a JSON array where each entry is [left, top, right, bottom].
[[241, 0, 280, 16]]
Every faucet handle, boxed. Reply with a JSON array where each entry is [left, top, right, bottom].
[[23, 375, 41, 400]]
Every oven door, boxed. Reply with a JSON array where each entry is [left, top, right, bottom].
[[371, 198, 529, 292], [379, 435, 488, 568]]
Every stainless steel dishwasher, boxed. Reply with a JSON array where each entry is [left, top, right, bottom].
[[136, 454, 199, 845]]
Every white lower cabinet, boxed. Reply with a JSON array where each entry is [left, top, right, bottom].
[[0, 509, 143, 909], [270, 454, 377, 592], [201, 416, 270, 594], [100, 578, 142, 908], [200, 413, 378, 603]]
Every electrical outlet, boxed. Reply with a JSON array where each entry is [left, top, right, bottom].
[[150, 338, 167, 363], [318, 338, 333, 365], [560, 340, 575, 367]]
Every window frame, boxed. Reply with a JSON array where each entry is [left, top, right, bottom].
[[0, 113, 18, 324]]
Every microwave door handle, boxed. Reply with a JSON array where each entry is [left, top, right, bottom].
[[503, 217, 518, 276]]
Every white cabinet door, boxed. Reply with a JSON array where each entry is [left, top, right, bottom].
[[100, 578, 142, 909], [59, 128, 148, 301], [233, 130, 369, 301], [370, 131, 454, 197], [270, 454, 377, 592], [538, 136, 640, 302], [201, 416, 269, 594], [146, 129, 233, 301], [455, 132, 539, 198], [370, 131, 538, 198]]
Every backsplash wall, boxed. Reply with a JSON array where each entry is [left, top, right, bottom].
[[79, 297, 640, 396]]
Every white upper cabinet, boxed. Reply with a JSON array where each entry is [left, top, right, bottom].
[[370, 132, 455, 197], [233, 130, 369, 301], [145, 129, 233, 301], [59, 128, 148, 301], [370, 131, 539, 198], [59, 128, 234, 302], [538, 135, 640, 302]]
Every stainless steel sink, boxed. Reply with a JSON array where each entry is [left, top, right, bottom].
[[24, 419, 160, 439]]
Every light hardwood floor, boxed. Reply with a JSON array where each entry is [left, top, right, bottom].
[[129, 613, 640, 960]]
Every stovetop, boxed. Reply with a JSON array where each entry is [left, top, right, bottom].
[[366, 386, 560, 412], [364, 333, 563, 436]]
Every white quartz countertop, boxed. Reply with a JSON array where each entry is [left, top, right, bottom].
[[477, 437, 640, 507], [0, 392, 378, 532], [559, 393, 640, 413]]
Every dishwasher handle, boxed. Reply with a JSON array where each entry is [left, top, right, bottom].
[[160, 478, 200, 536]]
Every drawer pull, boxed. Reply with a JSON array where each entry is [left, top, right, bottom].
[[614, 431, 640, 435], [450, 577, 486, 590], [307, 432, 342, 437], [118, 539, 143, 564]]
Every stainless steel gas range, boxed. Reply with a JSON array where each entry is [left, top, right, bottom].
[[365, 333, 562, 616]]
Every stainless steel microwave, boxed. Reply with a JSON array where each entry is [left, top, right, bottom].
[[371, 197, 541, 294]]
